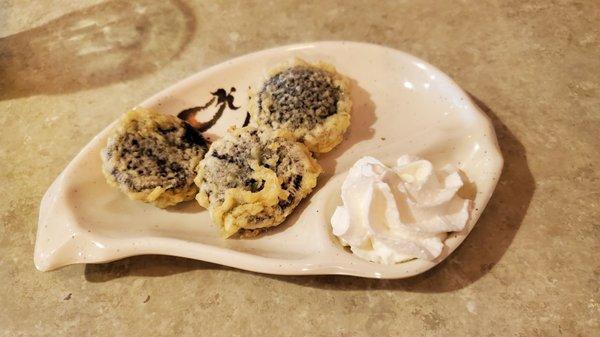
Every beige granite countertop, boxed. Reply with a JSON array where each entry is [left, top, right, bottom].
[[1, 0, 599, 336]]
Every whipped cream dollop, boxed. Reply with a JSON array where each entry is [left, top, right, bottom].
[[331, 155, 473, 264]]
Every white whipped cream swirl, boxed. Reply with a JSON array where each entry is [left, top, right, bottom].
[[331, 155, 473, 264]]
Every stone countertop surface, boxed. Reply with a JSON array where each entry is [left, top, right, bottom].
[[1, 0, 598, 336]]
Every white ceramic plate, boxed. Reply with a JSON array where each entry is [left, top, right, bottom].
[[34, 41, 503, 278]]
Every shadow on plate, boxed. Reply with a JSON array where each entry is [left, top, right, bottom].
[[0, 0, 195, 100], [164, 200, 205, 214]]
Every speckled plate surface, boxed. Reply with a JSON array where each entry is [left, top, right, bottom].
[[34, 41, 503, 278]]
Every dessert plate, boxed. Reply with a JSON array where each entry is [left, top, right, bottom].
[[34, 41, 503, 278]]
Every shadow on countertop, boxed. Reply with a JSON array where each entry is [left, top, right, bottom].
[[0, 0, 196, 101], [85, 94, 535, 294]]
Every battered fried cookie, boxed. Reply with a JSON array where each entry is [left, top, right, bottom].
[[248, 59, 352, 153], [101, 108, 208, 208], [195, 126, 321, 237]]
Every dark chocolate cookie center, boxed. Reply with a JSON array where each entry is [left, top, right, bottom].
[[111, 125, 206, 192], [205, 130, 306, 212], [259, 66, 340, 127]]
